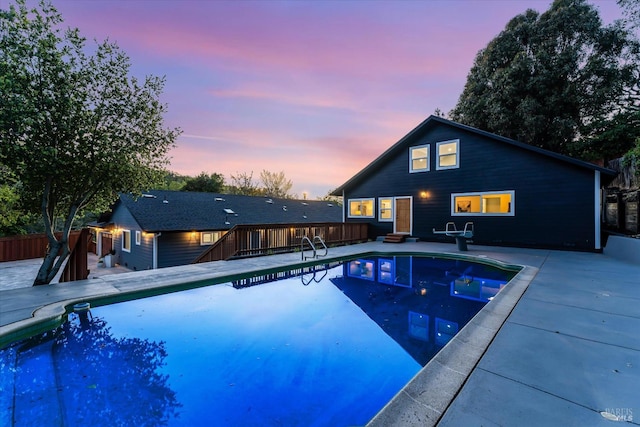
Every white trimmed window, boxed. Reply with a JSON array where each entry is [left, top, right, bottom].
[[410, 144, 430, 173], [135, 230, 141, 245], [348, 199, 375, 218], [436, 139, 459, 170], [452, 191, 515, 216], [122, 230, 131, 252], [379, 198, 393, 222], [201, 231, 222, 245]]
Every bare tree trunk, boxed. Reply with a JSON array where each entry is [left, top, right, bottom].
[[33, 223, 75, 285], [33, 240, 61, 286], [32, 180, 77, 286]]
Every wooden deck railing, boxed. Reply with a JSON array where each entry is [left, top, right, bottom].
[[193, 222, 368, 264]]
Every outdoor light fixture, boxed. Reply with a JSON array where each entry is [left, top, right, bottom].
[[420, 191, 429, 199]]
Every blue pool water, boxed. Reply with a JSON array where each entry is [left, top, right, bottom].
[[0, 255, 516, 426]]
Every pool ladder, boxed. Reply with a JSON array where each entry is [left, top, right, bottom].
[[301, 236, 328, 260], [301, 268, 328, 286]]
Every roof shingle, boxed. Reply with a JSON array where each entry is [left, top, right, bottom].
[[117, 190, 342, 232]]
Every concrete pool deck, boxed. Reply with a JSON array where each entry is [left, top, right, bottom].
[[0, 241, 638, 426]]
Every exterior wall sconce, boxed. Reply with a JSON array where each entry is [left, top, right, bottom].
[[420, 191, 429, 199]]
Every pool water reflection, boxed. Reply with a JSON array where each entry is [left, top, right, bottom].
[[0, 255, 516, 427]]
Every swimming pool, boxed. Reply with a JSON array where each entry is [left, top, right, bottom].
[[0, 255, 517, 426]]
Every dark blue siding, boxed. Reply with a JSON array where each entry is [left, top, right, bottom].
[[157, 232, 209, 268], [110, 205, 154, 270], [343, 125, 598, 251]]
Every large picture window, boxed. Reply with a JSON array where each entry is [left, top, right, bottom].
[[379, 198, 393, 222], [409, 144, 430, 173], [436, 140, 459, 170], [452, 191, 515, 216], [348, 198, 375, 218]]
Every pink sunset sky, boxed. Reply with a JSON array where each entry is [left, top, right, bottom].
[[49, 0, 624, 199]]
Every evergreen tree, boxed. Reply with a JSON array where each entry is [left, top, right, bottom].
[[450, 0, 640, 162]]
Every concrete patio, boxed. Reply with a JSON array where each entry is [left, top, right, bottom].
[[0, 240, 638, 426]]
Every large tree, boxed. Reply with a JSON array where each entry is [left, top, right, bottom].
[[450, 0, 640, 162], [618, 0, 640, 177], [0, 0, 180, 285]]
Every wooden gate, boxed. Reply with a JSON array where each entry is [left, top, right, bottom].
[[101, 233, 113, 256]]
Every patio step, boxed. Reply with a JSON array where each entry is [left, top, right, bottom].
[[383, 234, 406, 243]]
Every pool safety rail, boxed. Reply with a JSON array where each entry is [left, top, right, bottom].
[[301, 235, 328, 260], [433, 222, 474, 251], [193, 223, 368, 263]]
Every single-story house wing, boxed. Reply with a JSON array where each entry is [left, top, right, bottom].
[[91, 190, 342, 270]]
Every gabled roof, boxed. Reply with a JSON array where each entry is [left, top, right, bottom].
[[332, 115, 617, 195], [112, 190, 341, 232]]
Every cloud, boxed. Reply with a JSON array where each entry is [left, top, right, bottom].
[[57, 1, 490, 80], [54, 0, 625, 199], [209, 85, 357, 112], [181, 133, 236, 143]]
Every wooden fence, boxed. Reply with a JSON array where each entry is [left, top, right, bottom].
[[0, 231, 84, 262], [193, 222, 369, 264], [60, 228, 91, 283]]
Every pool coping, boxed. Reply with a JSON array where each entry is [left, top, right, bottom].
[[366, 264, 537, 426], [0, 243, 534, 425]]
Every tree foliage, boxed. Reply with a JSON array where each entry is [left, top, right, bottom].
[[260, 169, 294, 198], [157, 171, 189, 191], [182, 171, 225, 193], [227, 170, 262, 196], [450, 0, 640, 161], [623, 137, 640, 175], [619, 0, 640, 28], [0, 184, 23, 236], [3, 312, 181, 425], [0, 164, 28, 236], [159, 169, 298, 198], [317, 190, 343, 206], [0, 0, 180, 284]]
